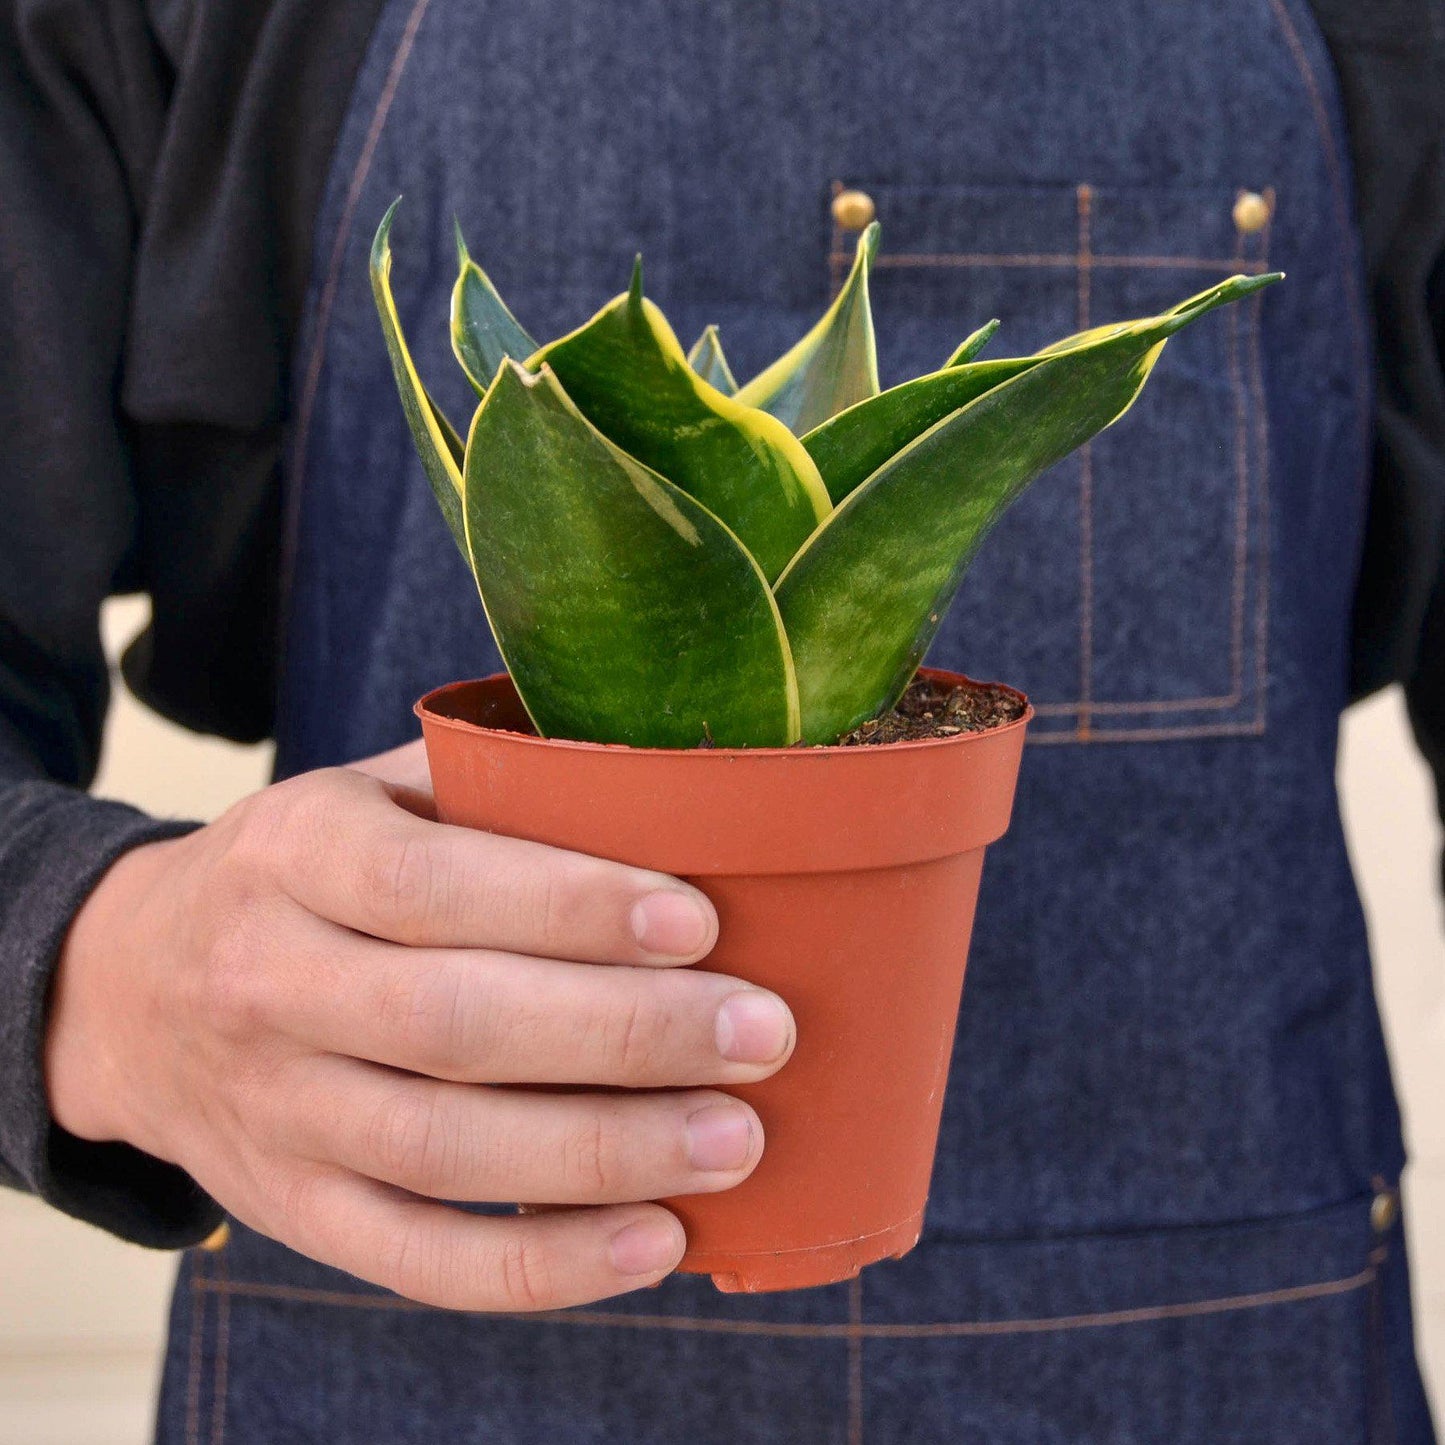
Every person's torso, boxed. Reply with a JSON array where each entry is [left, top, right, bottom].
[[160, 2, 1435, 1440]]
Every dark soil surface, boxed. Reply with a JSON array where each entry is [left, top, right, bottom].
[[834, 677, 1026, 746]]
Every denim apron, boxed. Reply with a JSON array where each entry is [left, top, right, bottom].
[[156, 1, 1438, 1439]]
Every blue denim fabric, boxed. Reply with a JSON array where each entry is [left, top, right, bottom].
[[156, 1, 1438, 1439]]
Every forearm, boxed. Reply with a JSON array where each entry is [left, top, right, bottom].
[[0, 725, 218, 1244]]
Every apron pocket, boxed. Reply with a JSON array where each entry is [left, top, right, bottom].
[[829, 177, 1277, 745]]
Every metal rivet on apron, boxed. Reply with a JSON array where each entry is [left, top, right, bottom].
[[1370, 1189, 1399, 1234], [198, 1220, 231, 1252], [1232, 190, 1272, 233], [832, 188, 877, 230]]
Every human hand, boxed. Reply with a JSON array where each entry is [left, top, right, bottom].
[[45, 741, 794, 1311]]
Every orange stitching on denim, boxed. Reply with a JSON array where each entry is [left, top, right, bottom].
[[1076, 184, 1096, 739], [848, 253, 1271, 275], [1030, 718, 1268, 745], [211, 1242, 231, 1445], [286, 0, 436, 568], [1033, 694, 1242, 716], [199, 1264, 1374, 1335], [839, 1267, 1375, 1338], [185, 1255, 206, 1445], [847, 1274, 864, 1445]]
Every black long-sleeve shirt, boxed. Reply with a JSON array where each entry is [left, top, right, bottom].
[[0, 0, 1442, 1247]]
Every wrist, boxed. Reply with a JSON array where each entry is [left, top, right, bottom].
[[44, 835, 182, 1153]]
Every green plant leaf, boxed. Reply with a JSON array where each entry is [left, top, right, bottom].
[[686, 324, 739, 394], [944, 318, 1001, 368], [776, 272, 1283, 743], [803, 354, 1044, 507], [450, 220, 539, 397], [734, 222, 881, 434], [369, 199, 468, 555], [802, 273, 1277, 509], [463, 360, 800, 747], [526, 262, 830, 582]]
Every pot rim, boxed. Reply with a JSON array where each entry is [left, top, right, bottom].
[[414, 666, 1034, 759]]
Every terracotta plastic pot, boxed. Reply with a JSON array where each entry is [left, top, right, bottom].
[[415, 667, 1031, 1293]]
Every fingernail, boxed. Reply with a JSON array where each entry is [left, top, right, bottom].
[[715, 991, 794, 1065], [609, 1218, 684, 1277], [631, 890, 712, 957], [685, 1104, 755, 1172]]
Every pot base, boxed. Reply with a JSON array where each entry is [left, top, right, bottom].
[[677, 1212, 924, 1294]]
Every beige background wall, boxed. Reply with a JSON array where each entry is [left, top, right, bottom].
[[0, 596, 1441, 1443]]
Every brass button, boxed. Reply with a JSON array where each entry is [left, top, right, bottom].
[[1232, 190, 1272, 234], [832, 189, 877, 231], [198, 1220, 231, 1253], [1370, 1190, 1399, 1234]]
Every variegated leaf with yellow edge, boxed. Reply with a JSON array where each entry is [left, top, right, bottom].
[[369, 200, 467, 555], [735, 222, 881, 435], [463, 360, 800, 747], [526, 262, 830, 582], [776, 272, 1284, 743]]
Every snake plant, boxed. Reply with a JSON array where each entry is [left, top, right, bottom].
[[372, 201, 1280, 747]]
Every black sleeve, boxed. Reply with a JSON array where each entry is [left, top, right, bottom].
[[1314, 5, 1445, 879], [0, 0, 380, 1245], [0, 0, 223, 1245]]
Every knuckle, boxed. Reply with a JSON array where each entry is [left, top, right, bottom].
[[275, 1167, 326, 1238], [379, 1216, 497, 1313], [376, 958, 472, 1074], [495, 1231, 560, 1312], [225, 775, 321, 877], [489, 847, 603, 955], [378, 1215, 450, 1305], [474, 850, 561, 951], [530, 864, 565, 949], [221, 791, 285, 874], [362, 831, 445, 941], [600, 992, 666, 1082], [564, 1109, 626, 1198], [539, 856, 629, 952], [197, 903, 278, 1040], [367, 1088, 455, 1192]]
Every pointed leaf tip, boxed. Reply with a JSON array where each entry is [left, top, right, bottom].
[[945, 318, 1002, 368], [372, 197, 402, 262], [686, 324, 740, 394], [735, 213, 881, 433], [860, 219, 882, 265], [629, 254, 644, 303], [368, 200, 467, 558], [453, 215, 468, 264], [450, 236, 540, 395], [1158, 269, 1285, 337], [527, 286, 830, 579]]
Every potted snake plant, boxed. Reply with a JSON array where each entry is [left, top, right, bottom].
[[371, 199, 1278, 1292]]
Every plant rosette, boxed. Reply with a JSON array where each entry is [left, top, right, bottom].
[[376, 205, 1279, 1291]]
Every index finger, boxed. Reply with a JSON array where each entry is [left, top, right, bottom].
[[346, 739, 435, 820], [273, 768, 717, 965]]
